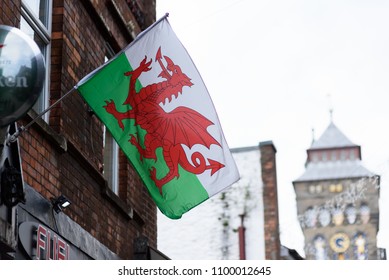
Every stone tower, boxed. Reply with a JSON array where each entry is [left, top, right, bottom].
[[293, 121, 381, 259]]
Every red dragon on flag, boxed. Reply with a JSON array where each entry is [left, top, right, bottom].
[[102, 47, 225, 194]]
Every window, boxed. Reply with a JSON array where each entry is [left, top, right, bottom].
[[345, 205, 357, 224], [304, 207, 317, 228], [20, 0, 52, 121], [353, 232, 368, 260], [103, 126, 119, 194], [332, 207, 344, 226], [350, 150, 355, 160], [360, 204, 370, 224], [313, 235, 328, 260], [318, 208, 331, 227], [102, 49, 119, 195], [311, 152, 318, 162], [308, 184, 322, 194], [329, 183, 343, 193]]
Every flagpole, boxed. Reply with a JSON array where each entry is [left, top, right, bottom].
[[6, 13, 171, 145], [6, 86, 77, 145], [127, 13, 170, 50]]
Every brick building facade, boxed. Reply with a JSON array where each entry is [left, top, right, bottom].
[[1, 0, 161, 260]]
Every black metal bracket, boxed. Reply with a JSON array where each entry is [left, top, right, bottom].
[[0, 159, 25, 207]]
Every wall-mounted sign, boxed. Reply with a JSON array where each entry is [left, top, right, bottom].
[[0, 25, 45, 127], [18, 222, 70, 260]]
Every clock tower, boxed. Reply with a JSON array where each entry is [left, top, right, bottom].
[[293, 121, 382, 259]]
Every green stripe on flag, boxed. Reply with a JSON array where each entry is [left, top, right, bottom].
[[78, 53, 209, 219]]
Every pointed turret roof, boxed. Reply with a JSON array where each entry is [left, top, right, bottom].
[[294, 160, 374, 182], [310, 121, 356, 150], [294, 121, 375, 183]]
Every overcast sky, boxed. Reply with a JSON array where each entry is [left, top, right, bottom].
[[156, 0, 389, 256]]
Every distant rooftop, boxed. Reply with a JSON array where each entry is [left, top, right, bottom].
[[295, 121, 375, 182], [294, 160, 375, 182], [310, 122, 357, 150], [230, 145, 258, 153]]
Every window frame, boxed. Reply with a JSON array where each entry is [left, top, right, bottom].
[[102, 45, 120, 195], [103, 126, 120, 195], [20, 0, 52, 122]]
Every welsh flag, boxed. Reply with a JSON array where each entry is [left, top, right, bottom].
[[76, 15, 239, 219]]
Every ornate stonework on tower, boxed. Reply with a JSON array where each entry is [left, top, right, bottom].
[[293, 121, 382, 260]]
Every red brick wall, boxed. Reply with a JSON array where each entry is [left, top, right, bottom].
[[3, 0, 156, 259], [259, 141, 281, 260], [0, 0, 21, 27]]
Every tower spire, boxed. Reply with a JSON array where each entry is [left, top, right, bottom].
[[327, 93, 334, 122], [329, 108, 333, 122], [311, 128, 315, 144]]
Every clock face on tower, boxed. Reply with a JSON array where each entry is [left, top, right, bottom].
[[330, 233, 350, 253]]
